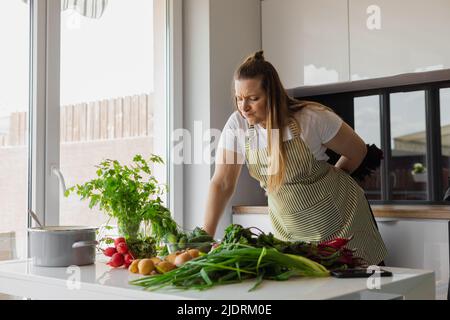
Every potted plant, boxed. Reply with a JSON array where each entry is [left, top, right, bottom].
[[411, 162, 427, 183], [65, 154, 179, 241]]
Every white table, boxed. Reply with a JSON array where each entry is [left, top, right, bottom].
[[0, 256, 435, 300]]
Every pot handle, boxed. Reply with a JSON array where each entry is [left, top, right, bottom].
[[72, 240, 99, 249]]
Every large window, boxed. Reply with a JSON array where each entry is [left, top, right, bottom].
[[0, 0, 30, 260], [0, 0, 170, 262], [59, 0, 167, 229]]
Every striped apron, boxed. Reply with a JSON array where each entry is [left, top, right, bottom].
[[245, 118, 388, 266]]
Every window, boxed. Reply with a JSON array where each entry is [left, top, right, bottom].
[[0, 0, 30, 260], [59, 0, 168, 230], [390, 91, 427, 201], [306, 81, 450, 204], [441, 88, 450, 196], [354, 95, 381, 200]]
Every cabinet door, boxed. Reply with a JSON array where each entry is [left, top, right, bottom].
[[349, 0, 450, 80], [376, 218, 449, 299], [232, 214, 273, 234], [262, 0, 350, 89]]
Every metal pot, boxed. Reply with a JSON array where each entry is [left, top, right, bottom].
[[28, 226, 98, 267]]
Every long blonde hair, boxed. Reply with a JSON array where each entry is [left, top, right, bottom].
[[233, 51, 334, 193]]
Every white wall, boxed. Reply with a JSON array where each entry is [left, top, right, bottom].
[[183, 0, 267, 238]]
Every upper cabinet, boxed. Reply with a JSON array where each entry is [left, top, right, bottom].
[[262, 0, 350, 89], [349, 0, 450, 80], [262, 0, 450, 88]]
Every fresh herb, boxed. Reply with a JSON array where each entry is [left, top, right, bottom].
[[126, 236, 157, 259], [65, 154, 179, 242], [221, 224, 258, 246]]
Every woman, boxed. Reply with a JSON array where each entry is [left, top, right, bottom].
[[203, 51, 387, 266]]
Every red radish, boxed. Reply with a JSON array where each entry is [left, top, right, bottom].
[[103, 247, 117, 257], [319, 235, 354, 250], [124, 253, 133, 268], [116, 242, 128, 254], [108, 253, 124, 268], [114, 237, 126, 248]]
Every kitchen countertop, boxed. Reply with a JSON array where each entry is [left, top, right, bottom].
[[0, 255, 435, 300], [232, 205, 450, 220]]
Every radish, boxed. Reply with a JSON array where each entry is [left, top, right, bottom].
[[108, 253, 124, 268], [116, 242, 128, 255], [124, 253, 134, 268], [114, 237, 126, 248], [103, 247, 117, 257]]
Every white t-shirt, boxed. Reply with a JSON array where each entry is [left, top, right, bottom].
[[216, 105, 343, 161]]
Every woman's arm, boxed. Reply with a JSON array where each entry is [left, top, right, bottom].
[[203, 149, 243, 237], [324, 122, 367, 174]]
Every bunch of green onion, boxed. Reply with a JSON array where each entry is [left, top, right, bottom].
[[130, 244, 330, 291]]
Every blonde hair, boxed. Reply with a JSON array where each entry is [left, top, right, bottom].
[[233, 51, 335, 193]]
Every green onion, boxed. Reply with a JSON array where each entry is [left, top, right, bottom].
[[130, 244, 330, 291]]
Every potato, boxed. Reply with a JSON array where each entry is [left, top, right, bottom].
[[150, 257, 162, 265], [187, 249, 200, 258], [128, 259, 141, 273], [174, 252, 193, 267], [156, 261, 176, 274], [138, 259, 155, 275], [165, 253, 178, 264]]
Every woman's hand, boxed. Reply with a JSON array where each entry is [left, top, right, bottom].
[[324, 122, 367, 174]]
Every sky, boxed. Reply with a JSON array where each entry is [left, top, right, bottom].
[[0, 0, 154, 133]]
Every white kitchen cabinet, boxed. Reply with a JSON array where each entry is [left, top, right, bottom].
[[233, 213, 273, 233], [262, 0, 350, 89], [349, 0, 450, 80], [376, 218, 449, 299], [262, 0, 450, 88]]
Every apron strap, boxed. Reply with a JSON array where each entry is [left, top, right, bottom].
[[245, 124, 256, 156], [288, 118, 302, 139]]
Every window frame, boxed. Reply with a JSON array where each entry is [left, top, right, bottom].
[[29, 0, 61, 227], [167, 0, 184, 228]]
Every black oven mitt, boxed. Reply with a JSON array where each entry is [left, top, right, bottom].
[[350, 144, 383, 182]]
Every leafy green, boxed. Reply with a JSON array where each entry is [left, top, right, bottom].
[[65, 154, 179, 242], [126, 236, 157, 259], [218, 224, 366, 270]]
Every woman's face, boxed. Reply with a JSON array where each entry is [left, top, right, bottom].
[[234, 78, 267, 127]]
